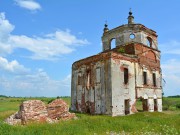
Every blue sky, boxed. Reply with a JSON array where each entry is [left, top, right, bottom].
[[0, 0, 179, 97]]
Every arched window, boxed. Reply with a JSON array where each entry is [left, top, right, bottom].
[[110, 38, 116, 49], [146, 37, 152, 47]]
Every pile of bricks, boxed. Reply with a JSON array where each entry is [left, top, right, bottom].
[[20, 100, 48, 124], [47, 99, 76, 120], [5, 99, 76, 125]]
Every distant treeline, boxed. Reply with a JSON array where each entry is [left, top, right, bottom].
[[168, 95, 180, 98], [1, 94, 180, 98], [0, 95, 70, 98], [0, 95, 8, 98]]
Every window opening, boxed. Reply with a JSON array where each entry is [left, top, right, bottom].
[[143, 71, 147, 85], [77, 72, 82, 85], [124, 68, 129, 84], [96, 68, 101, 83], [110, 38, 116, 49], [86, 70, 91, 89], [153, 73, 156, 87], [129, 33, 135, 39], [78, 75, 81, 85], [154, 99, 158, 111], [125, 99, 130, 115], [147, 37, 152, 47], [142, 99, 148, 111]]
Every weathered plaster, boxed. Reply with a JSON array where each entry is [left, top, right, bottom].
[[71, 12, 162, 116]]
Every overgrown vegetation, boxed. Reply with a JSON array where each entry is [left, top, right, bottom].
[[117, 47, 125, 53], [162, 97, 180, 110], [0, 96, 179, 135]]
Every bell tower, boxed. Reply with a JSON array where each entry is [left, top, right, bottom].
[[102, 10, 159, 54]]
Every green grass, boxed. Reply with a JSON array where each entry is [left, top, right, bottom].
[[0, 97, 179, 135]]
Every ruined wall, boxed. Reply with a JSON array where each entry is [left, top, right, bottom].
[[71, 49, 162, 115], [110, 52, 137, 116], [135, 62, 162, 112], [72, 12, 163, 116], [134, 43, 162, 112], [71, 53, 112, 115], [71, 67, 77, 111]]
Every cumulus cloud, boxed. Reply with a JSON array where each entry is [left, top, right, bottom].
[[14, 0, 41, 11], [61, 74, 71, 87], [0, 69, 71, 97], [0, 13, 14, 41], [9, 30, 89, 60], [162, 59, 180, 74], [0, 12, 89, 60], [0, 57, 30, 74], [0, 12, 88, 96], [158, 40, 180, 95], [0, 13, 14, 55], [161, 59, 180, 96], [159, 40, 180, 55]]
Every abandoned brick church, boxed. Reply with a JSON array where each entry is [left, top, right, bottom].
[[71, 11, 163, 116]]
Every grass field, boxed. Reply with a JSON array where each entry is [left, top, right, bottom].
[[0, 96, 179, 135]]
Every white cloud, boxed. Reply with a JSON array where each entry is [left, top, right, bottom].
[[0, 13, 14, 41], [159, 40, 180, 95], [0, 56, 71, 96], [0, 57, 30, 74], [61, 74, 71, 87], [9, 30, 89, 60], [0, 68, 71, 97], [0, 13, 14, 55], [162, 59, 180, 74], [161, 59, 180, 96], [159, 40, 180, 55], [0, 12, 89, 61], [0, 12, 87, 96], [14, 0, 41, 11]]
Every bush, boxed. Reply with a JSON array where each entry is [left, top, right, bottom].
[[118, 47, 125, 53], [176, 104, 180, 109], [47, 99, 55, 104], [163, 106, 169, 111], [163, 100, 171, 110]]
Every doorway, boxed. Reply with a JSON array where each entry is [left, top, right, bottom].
[[125, 99, 130, 115], [142, 99, 148, 111], [154, 99, 158, 111]]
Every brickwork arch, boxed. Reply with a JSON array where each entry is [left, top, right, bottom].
[[109, 38, 116, 49]]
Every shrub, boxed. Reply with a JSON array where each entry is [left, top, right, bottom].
[[118, 47, 125, 53], [163, 100, 171, 110], [176, 104, 180, 109], [47, 99, 55, 104], [163, 106, 169, 111]]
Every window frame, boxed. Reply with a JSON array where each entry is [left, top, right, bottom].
[[96, 68, 101, 83], [86, 70, 91, 90], [124, 68, 129, 84], [143, 71, 147, 85], [152, 73, 156, 87]]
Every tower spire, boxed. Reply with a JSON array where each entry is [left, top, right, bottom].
[[103, 20, 109, 33], [128, 8, 134, 24]]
